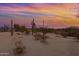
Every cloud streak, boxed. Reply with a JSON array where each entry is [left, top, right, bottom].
[[0, 3, 79, 28]]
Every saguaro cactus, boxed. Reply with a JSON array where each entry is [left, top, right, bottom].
[[31, 18, 36, 35], [11, 19, 14, 36]]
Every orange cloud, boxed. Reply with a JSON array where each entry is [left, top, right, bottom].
[[0, 3, 79, 28]]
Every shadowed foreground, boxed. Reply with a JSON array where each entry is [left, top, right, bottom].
[[0, 32, 79, 56]]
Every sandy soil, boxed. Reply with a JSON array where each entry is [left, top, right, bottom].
[[0, 32, 79, 56]]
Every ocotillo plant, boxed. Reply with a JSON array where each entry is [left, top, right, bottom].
[[11, 19, 14, 36], [42, 19, 45, 40], [40, 19, 48, 44]]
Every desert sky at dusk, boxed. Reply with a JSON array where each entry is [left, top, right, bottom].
[[0, 3, 79, 28]]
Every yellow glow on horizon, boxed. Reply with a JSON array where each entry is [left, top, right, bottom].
[[1, 3, 79, 28]]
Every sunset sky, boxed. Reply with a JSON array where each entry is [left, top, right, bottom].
[[0, 3, 79, 28]]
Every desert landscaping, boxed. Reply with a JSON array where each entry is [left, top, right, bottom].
[[0, 32, 79, 56]]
